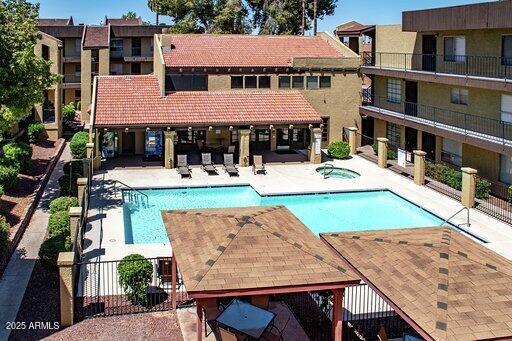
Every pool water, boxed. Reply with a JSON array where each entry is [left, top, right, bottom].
[[315, 167, 360, 179], [123, 186, 446, 244]]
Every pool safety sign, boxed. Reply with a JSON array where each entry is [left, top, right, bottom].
[[314, 133, 322, 155], [397, 148, 406, 168]]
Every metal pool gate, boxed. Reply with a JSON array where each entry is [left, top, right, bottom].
[[73, 257, 190, 320]]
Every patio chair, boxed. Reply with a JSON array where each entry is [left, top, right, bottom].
[[223, 154, 239, 177], [201, 153, 218, 175], [156, 258, 182, 289], [251, 295, 269, 310], [203, 299, 221, 338], [219, 327, 238, 341], [176, 155, 191, 178], [262, 317, 290, 341], [252, 155, 266, 175]]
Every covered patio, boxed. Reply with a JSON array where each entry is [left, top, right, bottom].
[[321, 227, 512, 341], [161, 206, 361, 340]]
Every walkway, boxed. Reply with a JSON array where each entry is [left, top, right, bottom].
[[0, 144, 70, 340]]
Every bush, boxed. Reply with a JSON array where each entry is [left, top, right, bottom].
[[508, 185, 512, 202], [3, 142, 32, 172], [0, 165, 19, 190], [58, 172, 81, 197], [49, 196, 79, 214], [62, 102, 76, 121], [118, 254, 153, 305], [28, 122, 45, 143], [372, 143, 397, 160], [0, 216, 10, 259], [70, 132, 89, 159], [327, 141, 350, 159], [48, 211, 70, 237], [63, 160, 84, 176], [38, 233, 71, 271], [426, 162, 462, 190], [475, 178, 491, 200]]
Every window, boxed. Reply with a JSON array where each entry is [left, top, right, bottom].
[[278, 76, 291, 89], [292, 76, 304, 89], [75, 39, 81, 53], [321, 117, 329, 142], [110, 39, 124, 57], [132, 38, 141, 57], [131, 63, 141, 75], [167, 74, 208, 91], [442, 138, 462, 166], [231, 76, 243, 89], [258, 75, 271, 88], [503, 36, 512, 66], [444, 36, 465, 62], [258, 130, 270, 141], [42, 44, 50, 61], [231, 130, 238, 143], [110, 63, 123, 75], [451, 88, 468, 105], [306, 76, 319, 89], [74, 90, 81, 104], [75, 64, 81, 75], [500, 154, 512, 184], [244, 76, 257, 89], [387, 79, 401, 103], [320, 76, 331, 88], [386, 122, 401, 148]]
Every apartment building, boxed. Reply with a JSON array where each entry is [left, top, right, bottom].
[[34, 17, 168, 136], [90, 33, 361, 167], [358, 0, 512, 184]]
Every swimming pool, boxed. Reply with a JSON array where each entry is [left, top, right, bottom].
[[123, 186, 447, 244]]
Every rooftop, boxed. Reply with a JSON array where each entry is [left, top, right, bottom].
[[161, 206, 360, 295], [162, 34, 346, 68], [82, 25, 110, 49], [93, 75, 322, 127], [334, 21, 375, 36], [321, 227, 512, 341], [104, 17, 143, 26], [38, 17, 73, 26]]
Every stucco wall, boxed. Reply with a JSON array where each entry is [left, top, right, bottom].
[[80, 49, 92, 122], [462, 143, 499, 180], [375, 25, 419, 54]]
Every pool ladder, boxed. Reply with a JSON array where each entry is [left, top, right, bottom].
[[115, 181, 149, 207], [323, 163, 335, 179], [441, 207, 470, 227]]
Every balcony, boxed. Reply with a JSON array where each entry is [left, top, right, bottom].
[[63, 74, 81, 83], [360, 92, 512, 154], [362, 52, 512, 91]]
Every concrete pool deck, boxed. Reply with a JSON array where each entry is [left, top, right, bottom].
[[84, 155, 512, 262]]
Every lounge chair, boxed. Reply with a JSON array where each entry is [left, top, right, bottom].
[[223, 154, 239, 177], [219, 327, 238, 341], [176, 154, 191, 178], [202, 153, 218, 175], [228, 145, 236, 154], [252, 155, 266, 175]]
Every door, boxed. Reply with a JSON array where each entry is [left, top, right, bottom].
[[422, 132, 436, 161], [361, 116, 374, 146], [422, 35, 437, 72], [276, 128, 290, 150], [405, 127, 418, 154], [122, 132, 135, 155], [405, 81, 418, 117]]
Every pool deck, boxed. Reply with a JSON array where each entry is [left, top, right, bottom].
[[84, 154, 512, 262]]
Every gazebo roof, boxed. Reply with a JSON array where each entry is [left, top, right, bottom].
[[321, 227, 512, 341], [162, 206, 360, 296]]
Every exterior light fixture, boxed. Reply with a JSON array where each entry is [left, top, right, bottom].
[[124, 127, 129, 132], [308, 124, 313, 129], [229, 126, 233, 131], [320, 124, 324, 129], [103, 128, 107, 132], [269, 125, 274, 130], [289, 124, 294, 129], [249, 125, 254, 131], [146, 127, 150, 131], [208, 126, 213, 131], [167, 127, 171, 131], [188, 126, 192, 132]]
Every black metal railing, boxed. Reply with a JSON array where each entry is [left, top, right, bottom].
[[362, 95, 512, 146], [63, 74, 81, 83], [74, 256, 189, 320], [425, 157, 462, 201], [363, 52, 512, 80], [475, 178, 512, 225]]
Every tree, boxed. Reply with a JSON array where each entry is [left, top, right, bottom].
[[121, 11, 138, 20], [0, 0, 60, 134]]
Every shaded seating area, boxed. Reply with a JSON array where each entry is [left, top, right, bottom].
[[162, 206, 361, 340]]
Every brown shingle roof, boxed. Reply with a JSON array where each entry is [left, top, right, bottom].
[[335, 21, 375, 36], [93, 75, 323, 127], [321, 227, 512, 341], [83, 25, 109, 49], [162, 206, 360, 295], [162, 34, 345, 68], [38, 17, 73, 26], [105, 17, 142, 26]]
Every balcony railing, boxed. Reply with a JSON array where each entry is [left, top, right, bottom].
[[362, 94, 512, 147], [63, 74, 81, 83], [363, 52, 512, 80]]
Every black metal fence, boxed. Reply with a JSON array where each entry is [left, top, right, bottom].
[[475, 179, 512, 225], [425, 157, 462, 202], [363, 52, 512, 80], [74, 257, 189, 320]]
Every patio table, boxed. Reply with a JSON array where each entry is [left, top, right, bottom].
[[215, 298, 276, 339]]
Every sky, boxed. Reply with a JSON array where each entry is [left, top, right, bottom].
[[33, 0, 494, 33]]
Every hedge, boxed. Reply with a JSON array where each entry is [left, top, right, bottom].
[[58, 172, 81, 197], [371, 143, 397, 160], [0, 216, 10, 259], [48, 211, 70, 237], [3, 142, 32, 172], [38, 234, 71, 271], [327, 141, 350, 159], [0, 165, 19, 190], [62, 102, 76, 121], [49, 196, 79, 214], [118, 254, 153, 305], [70, 132, 89, 159], [28, 122, 45, 143], [63, 160, 84, 176]]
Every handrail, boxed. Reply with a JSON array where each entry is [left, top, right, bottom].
[[114, 180, 149, 206], [323, 163, 335, 179], [441, 207, 470, 227]]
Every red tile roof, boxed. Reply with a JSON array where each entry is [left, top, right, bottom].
[[93, 75, 322, 127], [83, 25, 109, 48], [163, 34, 344, 68]]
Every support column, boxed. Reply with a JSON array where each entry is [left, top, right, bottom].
[[332, 288, 344, 340], [164, 131, 176, 169], [416, 130, 423, 151], [435, 136, 443, 163], [58, 252, 74, 327], [93, 131, 101, 170], [377, 138, 389, 168], [77, 178, 88, 205], [347, 127, 358, 155], [270, 128, 277, 152], [413, 150, 427, 186], [86, 142, 94, 159], [309, 127, 322, 164], [461, 167, 477, 208], [68, 207, 81, 245], [399, 125, 406, 149], [196, 299, 204, 341], [171, 256, 177, 309], [238, 129, 250, 167]]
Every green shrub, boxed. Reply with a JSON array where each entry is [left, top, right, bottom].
[[327, 141, 350, 159], [371, 143, 397, 160], [118, 254, 153, 306], [48, 211, 70, 237], [0, 216, 10, 259], [49, 196, 79, 214], [70, 132, 89, 159], [58, 172, 81, 197], [62, 102, 76, 121], [0, 165, 19, 190], [426, 162, 462, 191], [38, 233, 71, 271], [63, 161, 84, 176], [475, 178, 491, 200], [508, 185, 512, 202], [28, 122, 45, 143], [3, 142, 32, 172]]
